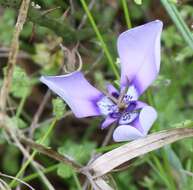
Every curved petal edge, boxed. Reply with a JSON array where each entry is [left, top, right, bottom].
[[117, 20, 163, 95], [40, 71, 103, 118]]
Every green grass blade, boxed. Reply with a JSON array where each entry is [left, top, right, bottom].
[[80, 0, 119, 79], [121, 0, 132, 29], [161, 0, 193, 49]]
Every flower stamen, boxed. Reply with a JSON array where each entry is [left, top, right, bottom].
[[117, 85, 129, 110], [100, 89, 119, 105]]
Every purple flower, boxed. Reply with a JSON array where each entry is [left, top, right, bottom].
[[40, 20, 163, 142]]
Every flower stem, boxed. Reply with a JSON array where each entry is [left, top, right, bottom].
[[121, 0, 132, 29], [21, 164, 59, 185], [79, 0, 119, 80], [16, 94, 27, 118], [0, 0, 31, 112], [72, 171, 82, 190]]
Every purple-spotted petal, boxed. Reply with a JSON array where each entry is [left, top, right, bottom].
[[97, 96, 117, 115], [40, 71, 103, 118], [101, 116, 117, 129], [119, 111, 138, 125], [117, 20, 163, 94], [123, 85, 139, 104], [113, 106, 157, 141]]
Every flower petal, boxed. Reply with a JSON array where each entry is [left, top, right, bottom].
[[117, 20, 163, 94], [135, 101, 147, 110], [106, 83, 119, 98], [119, 111, 138, 125], [113, 125, 143, 142], [123, 85, 139, 104], [137, 106, 157, 135], [40, 71, 103, 118], [101, 116, 117, 129], [113, 106, 157, 141], [97, 96, 117, 115]]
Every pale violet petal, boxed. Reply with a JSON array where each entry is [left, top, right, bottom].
[[138, 106, 157, 135], [40, 71, 102, 118], [135, 101, 147, 110], [101, 116, 117, 129], [113, 125, 143, 142], [117, 20, 163, 94]]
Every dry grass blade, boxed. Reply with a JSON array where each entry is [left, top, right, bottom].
[[88, 127, 193, 177], [0, 172, 35, 190]]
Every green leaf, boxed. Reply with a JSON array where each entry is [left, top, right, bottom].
[[164, 146, 187, 184], [10, 116, 27, 129], [57, 140, 96, 179], [32, 43, 63, 75], [52, 97, 66, 119], [0, 9, 15, 45], [2, 146, 19, 174], [161, 0, 193, 50], [32, 44, 50, 66], [34, 123, 52, 146], [0, 79, 3, 88], [58, 140, 96, 164], [169, 0, 177, 3], [172, 120, 193, 128], [6, 116, 27, 129], [134, 0, 142, 5], [57, 163, 74, 179], [10, 66, 31, 98]]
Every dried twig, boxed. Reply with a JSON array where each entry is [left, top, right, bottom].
[[29, 90, 51, 138], [19, 136, 82, 171], [78, 0, 96, 29], [0, 0, 31, 112], [83, 124, 117, 190], [0, 1, 55, 188], [0, 172, 35, 190], [0, 114, 55, 190]]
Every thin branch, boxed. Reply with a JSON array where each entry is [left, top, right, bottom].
[[0, 172, 35, 190], [29, 90, 51, 138], [0, 0, 31, 112], [101, 125, 116, 147], [19, 136, 82, 171], [0, 2, 54, 187], [0, 115, 55, 190], [78, 0, 96, 29]]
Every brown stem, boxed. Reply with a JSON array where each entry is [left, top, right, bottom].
[[19, 137, 82, 171], [0, 0, 31, 112], [29, 90, 51, 138]]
